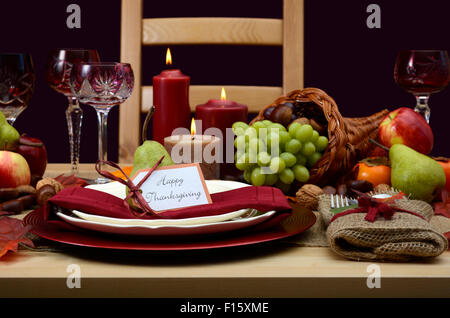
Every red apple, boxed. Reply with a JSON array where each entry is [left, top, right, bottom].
[[16, 134, 48, 177], [368, 145, 389, 158], [378, 107, 434, 154], [0, 151, 31, 188]]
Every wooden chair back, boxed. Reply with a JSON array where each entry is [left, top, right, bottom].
[[119, 0, 304, 163]]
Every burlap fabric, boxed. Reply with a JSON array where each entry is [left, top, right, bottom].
[[317, 191, 448, 261]]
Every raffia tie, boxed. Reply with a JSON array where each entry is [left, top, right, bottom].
[[95, 156, 165, 218], [329, 191, 425, 224]]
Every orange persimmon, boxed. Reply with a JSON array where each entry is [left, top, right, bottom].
[[435, 157, 450, 192], [353, 157, 391, 187]]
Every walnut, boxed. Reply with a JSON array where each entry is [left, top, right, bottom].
[[290, 117, 310, 126], [36, 177, 63, 193], [373, 183, 391, 193], [296, 184, 324, 210]]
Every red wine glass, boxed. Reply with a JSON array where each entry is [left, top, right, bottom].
[[394, 50, 450, 123], [70, 62, 134, 183], [0, 53, 35, 125], [46, 49, 100, 176]]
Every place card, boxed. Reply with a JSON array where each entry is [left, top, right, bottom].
[[131, 163, 212, 212]]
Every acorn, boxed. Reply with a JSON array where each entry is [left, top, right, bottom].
[[347, 179, 374, 195], [36, 184, 57, 207], [322, 185, 337, 195]]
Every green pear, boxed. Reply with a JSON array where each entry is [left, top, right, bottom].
[[0, 122, 20, 150], [130, 140, 174, 178], [390, 144, 446, 202], [127, 140, 174, 210], [0, 111, 6, 125]]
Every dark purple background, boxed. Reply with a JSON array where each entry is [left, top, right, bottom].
[[2, 0, 449, 164]]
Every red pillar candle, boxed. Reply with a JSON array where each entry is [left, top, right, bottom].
[[195, 88, 248, 177], [152, 49, 191, 143]]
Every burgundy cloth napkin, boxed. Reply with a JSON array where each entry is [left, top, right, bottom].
[[47, 185, 292, 220]]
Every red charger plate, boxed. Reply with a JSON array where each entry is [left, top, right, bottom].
[[23, 205, 316, 251]]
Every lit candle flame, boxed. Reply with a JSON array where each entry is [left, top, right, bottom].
[[220, 87, 227, 101], [166, 48, 172, 65], [190, 118, 196, 136]]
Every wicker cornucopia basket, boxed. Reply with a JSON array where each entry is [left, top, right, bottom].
[[250, 88, 389, 186]]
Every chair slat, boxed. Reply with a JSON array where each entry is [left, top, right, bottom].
[[143, 18, 283, 46]]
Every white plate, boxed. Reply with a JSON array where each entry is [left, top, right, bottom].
[[72, 208, 254, 227], [56, 180, 277, 236]]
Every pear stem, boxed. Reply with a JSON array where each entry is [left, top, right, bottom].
[[369, 138, 390, 152], [142, 105, 156, 143]]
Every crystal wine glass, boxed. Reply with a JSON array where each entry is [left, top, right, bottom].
[[70, 62, 134, 184], [394, 50, 450, 123], [46, 49, 100, 176], [0, 53, 35, 125]]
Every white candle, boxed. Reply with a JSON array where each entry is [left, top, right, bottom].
[[164, 134, 221, 180]]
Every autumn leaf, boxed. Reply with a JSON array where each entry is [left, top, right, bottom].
[[434, 189, 450, 218], [110, 166, 133, 180], [55, 174, 88, 188], [0, 216, 35, 259], [0, 211, 15, 216]]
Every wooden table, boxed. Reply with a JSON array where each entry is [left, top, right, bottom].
[[1, 164, 449, 298]]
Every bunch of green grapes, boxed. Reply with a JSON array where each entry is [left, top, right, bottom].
[[232, 119, 328, 193]]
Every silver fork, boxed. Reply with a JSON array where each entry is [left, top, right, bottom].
[[330, 194, 356, 208]]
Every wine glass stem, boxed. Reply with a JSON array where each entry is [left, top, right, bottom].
[[66, 97, 83, 175], [414, 94, 431, 123], [95, 107, 111, 173]]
